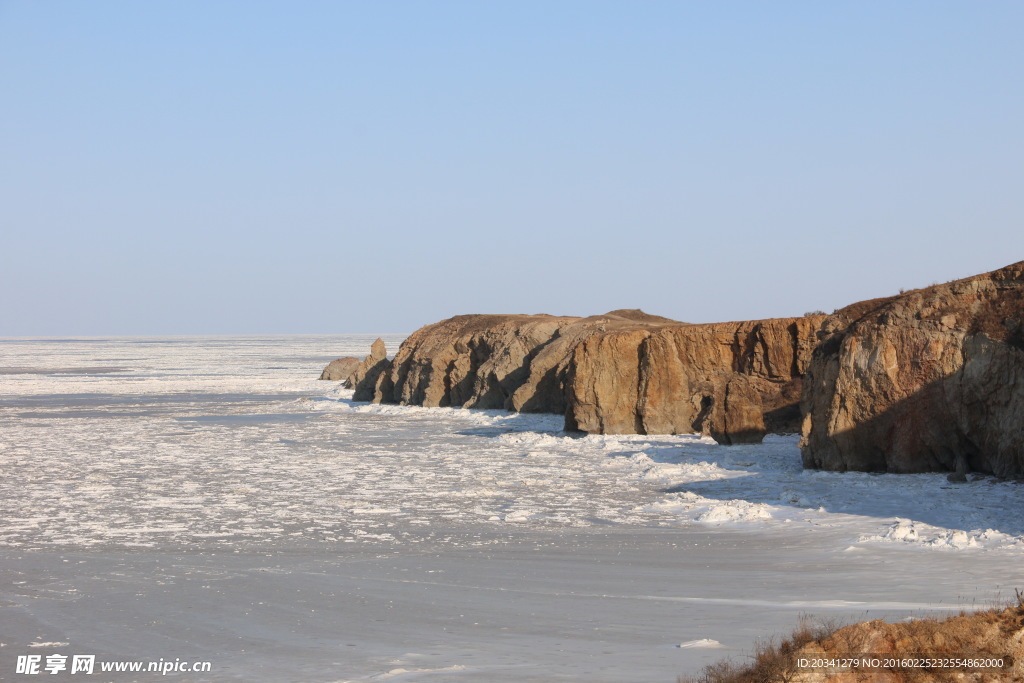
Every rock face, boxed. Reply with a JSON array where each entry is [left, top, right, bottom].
[[565, 317, 825, 443], [346, 338, 391, 402], [366, 312, 675, 414], [318, 356, 361, 381], [352, 310, 826, 444], [331, 261, 1024, 471], [801, 261, 1024, 477]]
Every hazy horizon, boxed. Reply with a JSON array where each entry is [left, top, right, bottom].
[[2, 2, 1022, 335]]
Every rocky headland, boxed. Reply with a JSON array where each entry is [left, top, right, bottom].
[[800, 260, 1024, 477], [337, 310, 824, 445], [327, 261, 1024, 477]]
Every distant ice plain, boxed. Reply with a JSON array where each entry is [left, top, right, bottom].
[[1, 335, 1021, 682]]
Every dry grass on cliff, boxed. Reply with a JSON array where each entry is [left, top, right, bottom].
[[677, 616, 843, 683], [679, 595, 1024, 683]]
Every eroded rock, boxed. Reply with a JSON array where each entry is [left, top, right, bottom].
[[800, 260, 1024, 476], [566, 317, 825, 442], [357, 311, 825, 444], [365, 313, 665, 413], [318, 356, 361, 382], [347, 338, 392, 401]]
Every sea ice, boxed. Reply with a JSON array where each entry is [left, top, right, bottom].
[[678, 639, 723, 649], [1, 335, 1022, 682]]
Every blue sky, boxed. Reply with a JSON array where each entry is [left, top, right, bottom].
[[2, 2, 1021, 334]]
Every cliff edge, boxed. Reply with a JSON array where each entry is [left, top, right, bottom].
[[800, 261, 1024, 476]]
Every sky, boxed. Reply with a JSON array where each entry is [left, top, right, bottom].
[[1, 2, 1022, 335]]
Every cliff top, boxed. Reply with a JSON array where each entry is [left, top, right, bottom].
[[830, 259, 1024, 346]]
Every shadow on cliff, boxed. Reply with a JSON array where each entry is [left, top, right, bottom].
[[802, 350, 1023, 478]]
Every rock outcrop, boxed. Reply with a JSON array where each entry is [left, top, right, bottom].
[[566, 317, 825, 443], [345, 338, 391, 402], [318, 356, 361, 381], [801, 261, 1024, 477], [333, 261, 1023, 470], [352, 310, 826, 444], [366, 312, 676, 414]]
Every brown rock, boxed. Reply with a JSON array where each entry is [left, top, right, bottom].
[[318, 356, 361, 381], [566, 317, 825, 441], [368, 310, 825, 445], [347, 338, 392, 401], [370, 313, 670, 412], [801, 261, 1024, 476]]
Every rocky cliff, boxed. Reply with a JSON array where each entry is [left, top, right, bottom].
[[800, 261, 1024, 477], [365, 311, 678, 414], [330, 261, 1024, 473], [566, 317, 825, 443], [349, 310, 825, 444]]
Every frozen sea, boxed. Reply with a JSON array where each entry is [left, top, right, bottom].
[[1, 335, 1022, 682]]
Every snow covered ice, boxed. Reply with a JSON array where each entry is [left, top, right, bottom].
[[1, 335, 1022, 681]]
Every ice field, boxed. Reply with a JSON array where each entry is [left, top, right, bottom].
[[1, 335, 1022, 681]]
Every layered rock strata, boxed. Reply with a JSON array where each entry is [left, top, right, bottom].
[[800, 261, 1024, 477]]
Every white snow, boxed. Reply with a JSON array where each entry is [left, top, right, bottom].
[[678, 639, 723, 649], [1, 336, 1021, 552]]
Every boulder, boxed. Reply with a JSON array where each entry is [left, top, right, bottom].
[[318, 356, 361, 381], [800, 261, 1024, 476]]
